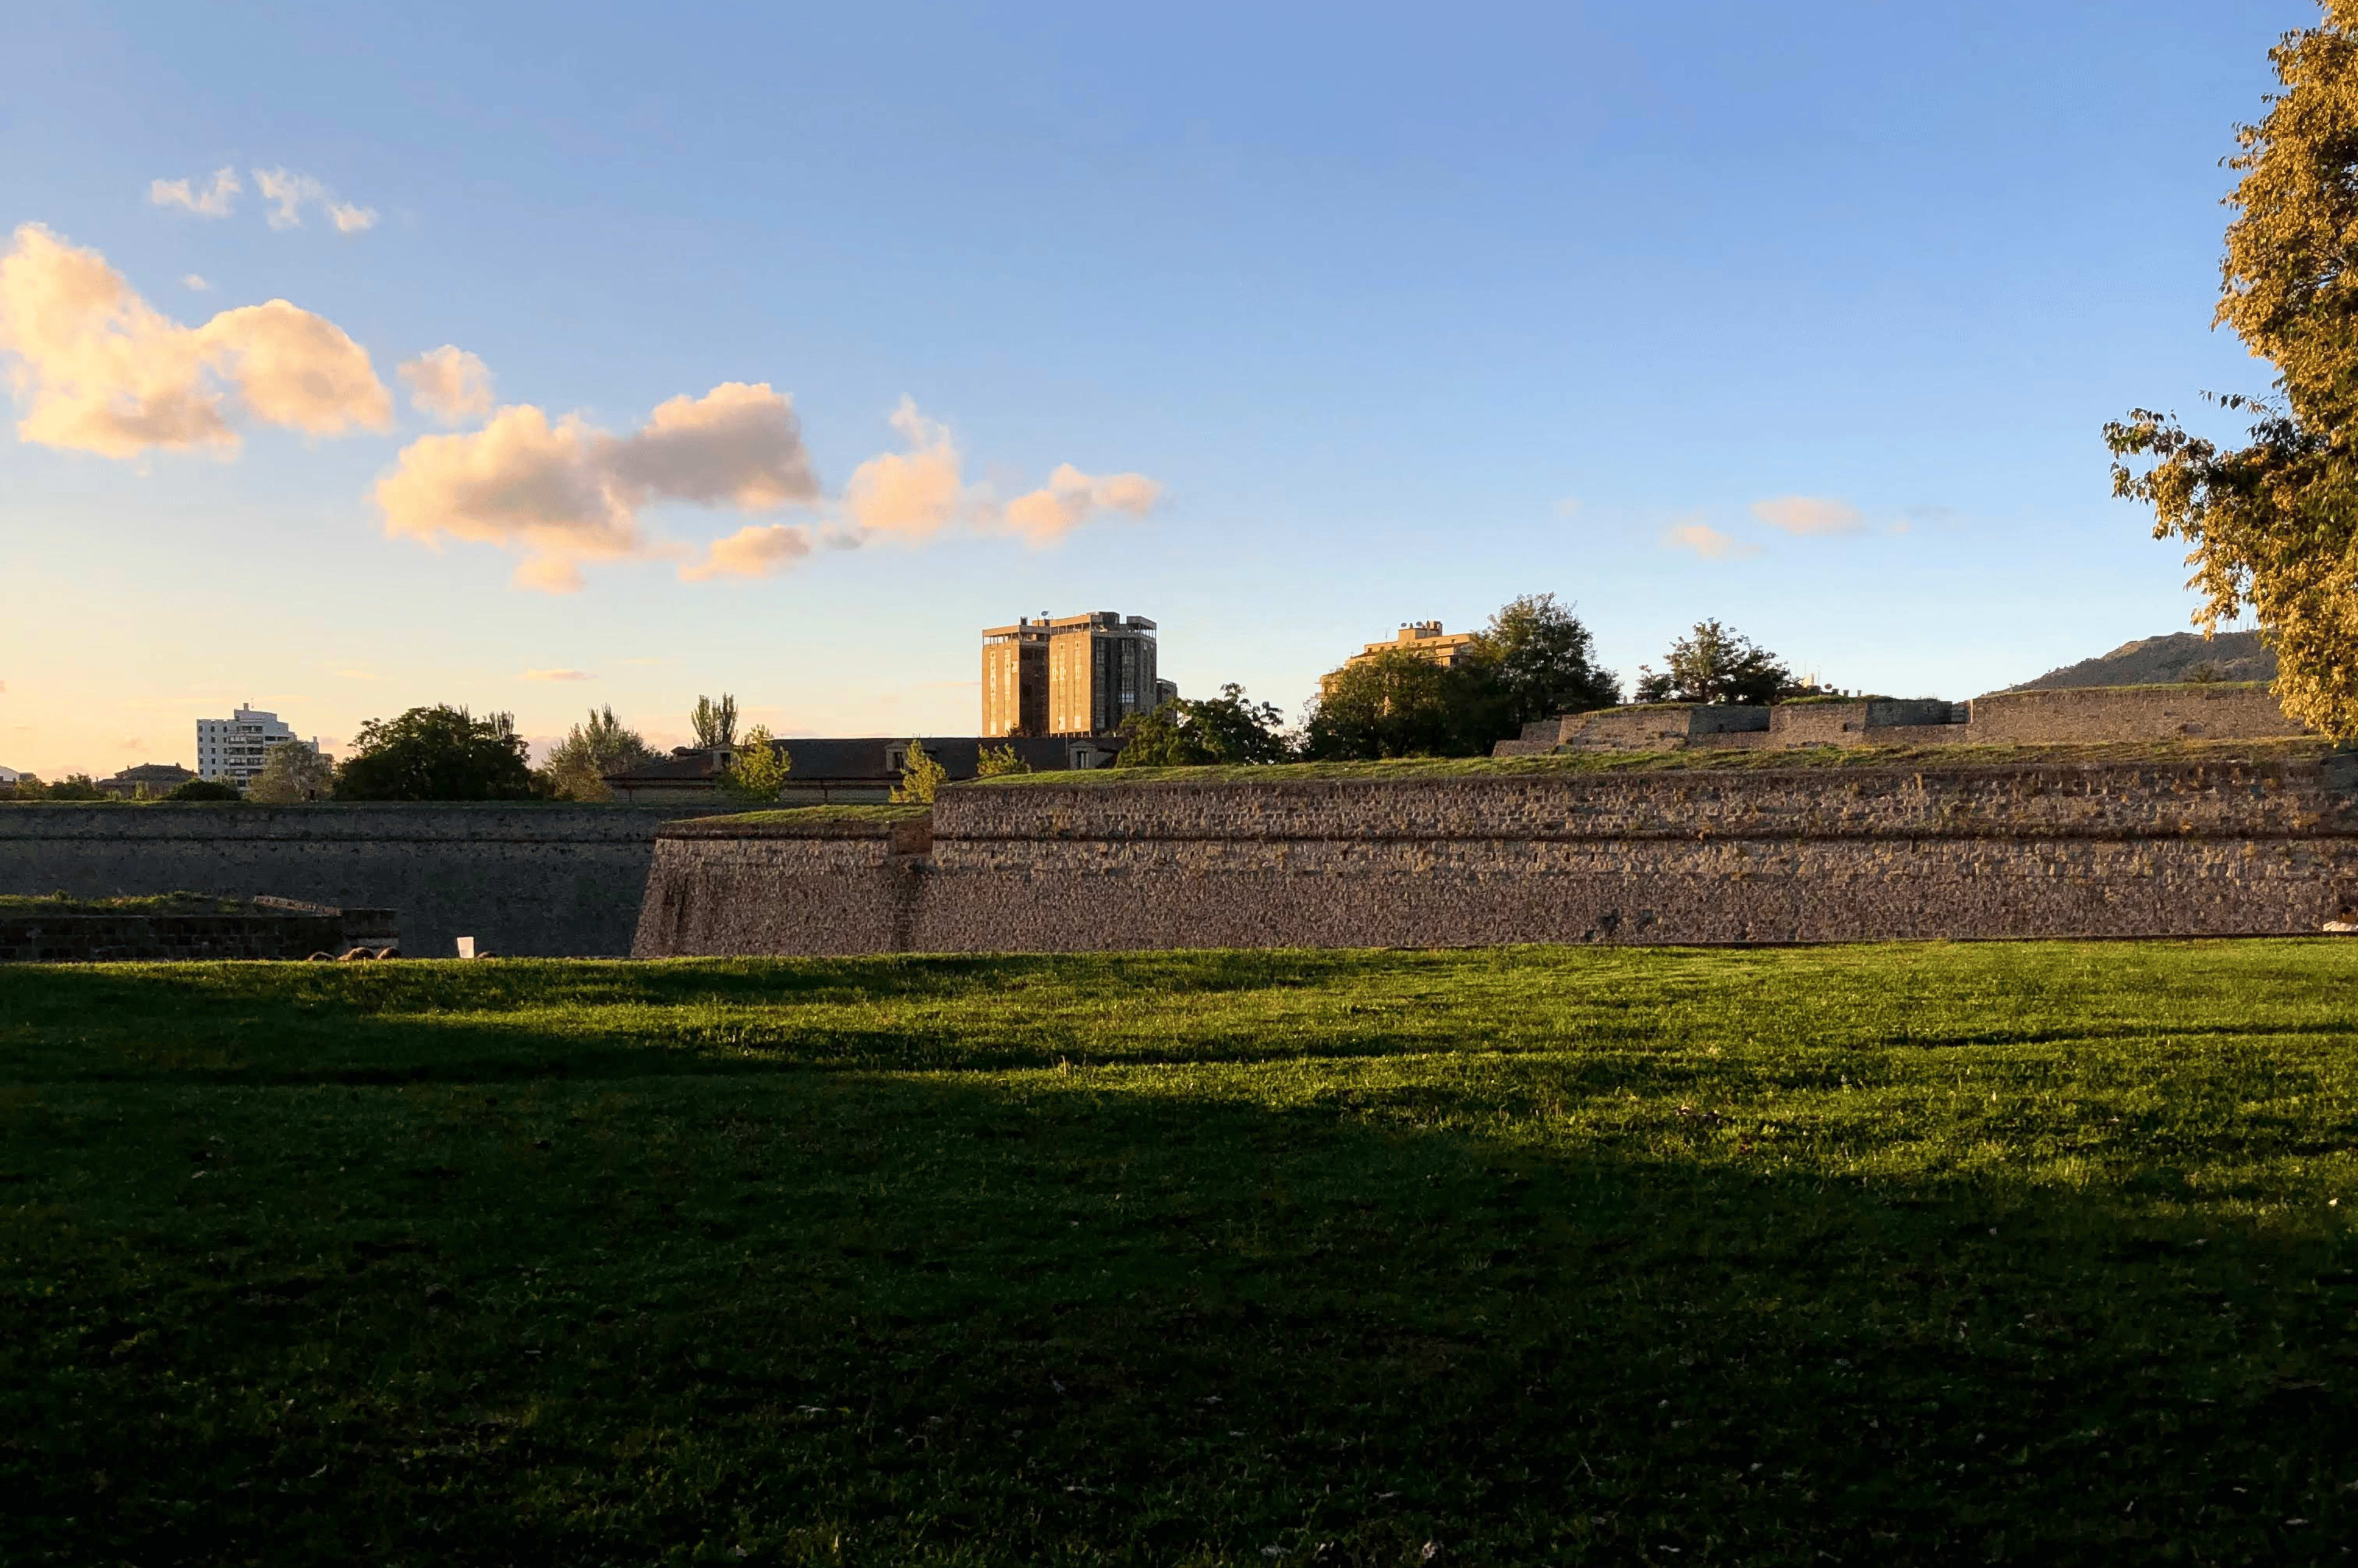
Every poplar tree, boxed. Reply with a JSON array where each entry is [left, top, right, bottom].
[[2108, 3, 2358, 737]]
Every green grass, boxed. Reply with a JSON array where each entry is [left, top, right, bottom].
[[4, 942, 2356, 1565], [971, 736, 2330, 787], [0, 890, 254, 914], [683, 804, 929, 832]]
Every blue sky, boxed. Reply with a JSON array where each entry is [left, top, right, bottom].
[[0, 0, 2315, 775]]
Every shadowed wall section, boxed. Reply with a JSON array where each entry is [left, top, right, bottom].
[[0, 804, 733, 957], [634, 754, 2358, 955]]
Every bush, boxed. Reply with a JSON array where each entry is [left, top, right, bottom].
[[163, 779, 242, 802]]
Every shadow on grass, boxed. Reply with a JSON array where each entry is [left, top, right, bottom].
[[2, 955, 2355, 1565]]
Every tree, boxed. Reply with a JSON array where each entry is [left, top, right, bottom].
[[334, 707, 540, 801], [1633, 621, 1797, 705], [164, 778, 243, 802], [1116, 684, 1292, 767], [691, 694, 738, 749], [1472, 593, 1622, 727], [719, 725, 793, 803], [244, 742, 334, 804], [1301, 650, 1478, 760], [2106, 4, 2358, 738], [975, 744, 1032, 778], [890, 739, 948, 804], [542, 707, 656, 802], [42, 774, 104, 801]]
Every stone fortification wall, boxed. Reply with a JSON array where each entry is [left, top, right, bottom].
[[634, 753, 2358, 957], [0, 804, 732, 957], [1500, 684, 2294, 758], [0, 910, 349, 964], [1964, 685, 2297, 745]]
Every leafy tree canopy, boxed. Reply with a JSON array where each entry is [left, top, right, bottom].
[[1116, 684, 1292, 767], [975, 744, 1032, 778], [1633, 620, 1798, 705], [2107, 3, 2358, 738], [335, 707, 540, 801], [543, 707, 656, 802], [719, 726, 793, 804], [164, 779, 243, 802], [691, 694, 738, 749], [890, 740, 948, 804], [244, 742, 334, 805], [1469, 593, 1622, 726]]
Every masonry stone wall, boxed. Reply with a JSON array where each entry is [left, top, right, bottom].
[[0, 804, 732, 958], [0, 911, 351, 963], [1963, 685, 2299, 745], [634, 753, 2358, 957]]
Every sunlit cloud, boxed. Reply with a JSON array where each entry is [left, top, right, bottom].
[[398, 345, 495, 424], [681, 522, 815, 581], [150, 167, 241, 218], [1663, 520, 1759, 560], [1749, 494, 1863, 536], [998, 463, 1164, 545], [0, 223, 392, 458], [842, 398, 965, 538], [523, 668, 594, 681], [375, 383, 816, 593], [252, 167, 376, 233], [183, 274, 211, 292]]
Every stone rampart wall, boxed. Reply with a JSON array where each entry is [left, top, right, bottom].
[[634, 755, 2358, 957], [0, 803, 732, 958], [0, 911, 349, 963], [1965, 685, 2299, 744]]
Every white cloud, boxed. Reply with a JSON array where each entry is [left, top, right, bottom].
[[252, 168, 375, 233], [523, 668, 594, 681], [682, 523, 815, 581], [1555, 496, 1582, 518], [610, 382, 818, 509], [374, 383, 819, 593], [182, 274, 210, 292], [0, 223, 391, 458], [149, 167, 241, 218], [1664, 521, 1759, 560], [999, 463, 1164, 545], [1749, 494, 1863, 536], [841, 397, 966, 538], [398, 345, 495, 424]]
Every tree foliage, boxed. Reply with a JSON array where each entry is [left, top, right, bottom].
[[244, 742, 334, 804], [890, 739, 948, 804], [1300, 595, 1619, 760], [1473, 593, 1622, 727], [719, 726, 793, 804], [975, 744, 1032, 778], [542, 707, 656, 802], [691, 694, 739, 749], [1633, 620, 1797, 705], [2106, 4, 2358, 737], [164, 778, 244, 802], [334, 707, 540, 801], [1116, 684, 1291, 767]]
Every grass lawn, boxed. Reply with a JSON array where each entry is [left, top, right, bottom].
[[4, 942, 2356, 1565]]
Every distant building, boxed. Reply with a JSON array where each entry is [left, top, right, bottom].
[[1346, 621, 1483, 672], [96, 762, 198, 799], [981, 618, 1051, 737], [604, 734, 1122, 805], [197, 705, 322, 786]]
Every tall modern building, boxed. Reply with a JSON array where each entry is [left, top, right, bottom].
[[980, 618, 1051, 737], [981, 611, 1162, 737], [196, 705, 321, 786]]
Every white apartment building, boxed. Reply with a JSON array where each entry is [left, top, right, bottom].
[[196, 705, 321, 786]]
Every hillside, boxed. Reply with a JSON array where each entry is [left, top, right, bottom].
[[2003, 629, 2274, 691]]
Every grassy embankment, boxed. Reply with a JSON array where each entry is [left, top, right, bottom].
[[4, 942, 2356, 1564], [968, 736, 2331, 788]]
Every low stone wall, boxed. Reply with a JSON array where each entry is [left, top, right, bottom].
[[0, 911, 347, 963], [1965, 685, 2298, 744], [634, 751, 2358, 956], [0, 803, 733, 958]]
